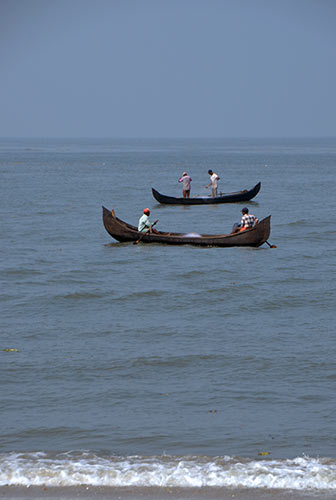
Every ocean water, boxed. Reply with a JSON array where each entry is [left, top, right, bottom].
[[1, 137, 336, 496]]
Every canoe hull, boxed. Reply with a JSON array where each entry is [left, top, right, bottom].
[[102, 207, 271, 248], [152, 182, 261, 205]]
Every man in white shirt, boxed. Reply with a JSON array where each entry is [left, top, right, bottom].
[[205, 169, 220, 197]]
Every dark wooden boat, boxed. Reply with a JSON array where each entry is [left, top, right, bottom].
[[102, 206, 271, 247], [152, 182, 261, 205]]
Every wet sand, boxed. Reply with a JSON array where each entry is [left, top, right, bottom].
[[0, 486, 334, 500]]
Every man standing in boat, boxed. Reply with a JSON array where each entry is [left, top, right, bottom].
[[205, 169, 220, 197], [138, 208, 158, 233], [178, 171, 192, 198]]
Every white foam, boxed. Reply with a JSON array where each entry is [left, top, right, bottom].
[[1, 453, 336, 490]]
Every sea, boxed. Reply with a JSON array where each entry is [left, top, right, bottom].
[[1, 137, 336, 500]]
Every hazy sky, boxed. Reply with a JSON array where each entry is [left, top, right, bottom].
[[1, 0, 335, 137]]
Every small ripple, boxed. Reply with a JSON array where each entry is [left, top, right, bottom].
[[0, 268, 43, 277], [54, 292, 105, 300], [131, 354, 219, 369], [180, 270, 208, 278], [114, 290, 167, 301]]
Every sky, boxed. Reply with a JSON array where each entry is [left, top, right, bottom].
[[0, 0, 335, 137]]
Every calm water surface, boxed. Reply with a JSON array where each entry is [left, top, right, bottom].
[[0, 137, 336, 493]]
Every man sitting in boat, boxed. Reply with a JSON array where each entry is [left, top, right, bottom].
[[138, 208, 159, 233], [231, 207, 259, 233], [240, 207, 258, 231], [178, 171, 192, 198]]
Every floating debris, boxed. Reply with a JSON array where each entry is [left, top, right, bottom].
[[2, 348, 19, 352]]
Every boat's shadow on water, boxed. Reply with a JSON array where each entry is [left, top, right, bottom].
[[103, 242, 269, 250], [154, 201, 260, 211]]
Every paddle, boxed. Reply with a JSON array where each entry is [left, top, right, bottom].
[[265, 240, 277, 248], [134, 220, 158, 245]]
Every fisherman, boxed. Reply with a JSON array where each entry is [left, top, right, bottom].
[[231, 207, 259, 233], [240, 207, 258, 230], [178, 171, 192, 198], [138, 208, 158, 233], [205, 169, 220, 197]]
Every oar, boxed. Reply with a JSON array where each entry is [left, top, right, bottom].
[[134, 220, 158, 245], [265, 240, 277, 248]]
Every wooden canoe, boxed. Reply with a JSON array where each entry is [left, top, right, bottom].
[[152, 182, 261, 205], [102, 206, 271, 248]]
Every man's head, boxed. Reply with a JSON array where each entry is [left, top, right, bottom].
[[208, 169, 213, 175], [242, 207, 249, 215], [182, 171, 187, 176], [144, 208, 150, 215]]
